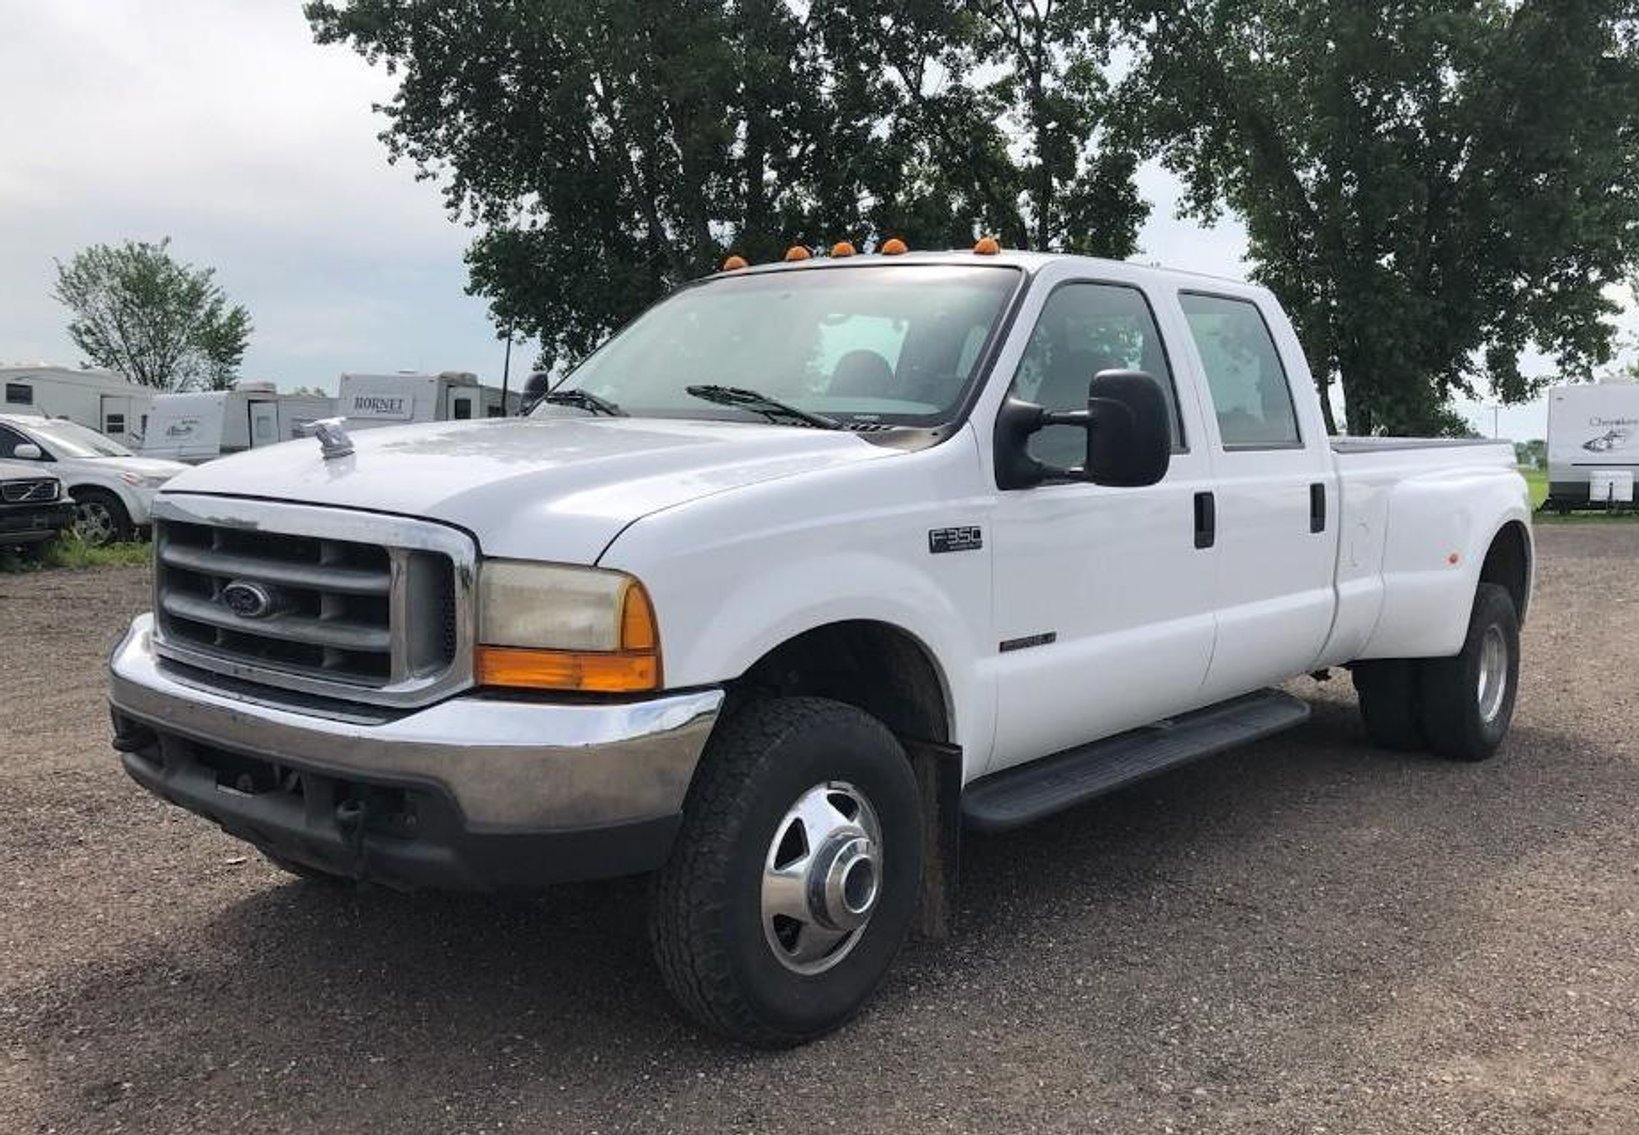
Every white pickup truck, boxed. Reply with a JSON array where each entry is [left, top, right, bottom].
[[109, 249, 1532, 1046]]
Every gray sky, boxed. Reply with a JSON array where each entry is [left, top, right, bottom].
[[3, 0, 1631, 441]]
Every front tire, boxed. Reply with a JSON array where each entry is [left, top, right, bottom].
[[1417, 583, 1520, 761], [74, 489, 132, 546], [649, 696, 922, 1047]]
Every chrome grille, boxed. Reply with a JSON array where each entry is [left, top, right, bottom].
[[1, 478, 59, 503], [150, 497, 475, 707]]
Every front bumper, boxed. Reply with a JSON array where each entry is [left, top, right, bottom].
[[0, 501, 74, 544], [109, 614, 723, 890]]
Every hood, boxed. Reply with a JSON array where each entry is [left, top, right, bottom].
[[95, 456, 191, 480], [159, 416, 894, 562], [0, 460, 60, 482]]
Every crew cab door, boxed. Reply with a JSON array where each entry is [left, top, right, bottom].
[[1174, 290, 1340, 700], [986, 278, 1219, 774]]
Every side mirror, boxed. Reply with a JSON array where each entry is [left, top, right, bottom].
[[994, 370, 1172, 490], [12, 443, 43, 461]]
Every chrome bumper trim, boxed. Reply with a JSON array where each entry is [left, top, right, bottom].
[[110, 614, 722, 830]]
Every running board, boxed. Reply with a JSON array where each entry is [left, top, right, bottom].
[[962, 689, 1311, 833]]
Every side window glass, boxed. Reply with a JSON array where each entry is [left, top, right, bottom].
[[5, 383, 32, 405], [0, 425, 26, 458], [1008, 283, 1184, 468], [1179, 293, 1301, 448]]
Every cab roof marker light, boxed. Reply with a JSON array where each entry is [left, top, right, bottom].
[[831, 241, 857, 257], [973, 236, 1001, 255], [784, 246, 812, 262], [722, 254, 749, 271], [880, 238, 908, 255]]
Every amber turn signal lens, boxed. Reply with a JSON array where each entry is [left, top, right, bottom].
[[880, 238, 908, 255], [784, 245, 812, 261], [973, 236, 1001, 255], [722, 254, 748, 271], [475, 646, 659, 693], [620, 581, 659, 651]]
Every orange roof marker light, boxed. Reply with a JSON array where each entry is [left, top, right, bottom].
[[973, 236, 1001, 255], [721, 254, 749, 271], [784, 245, 812, 262], [831, 240, 857, 257], [880, 237, 908, 255]]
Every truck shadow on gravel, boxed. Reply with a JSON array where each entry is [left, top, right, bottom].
[[18, 693, 1632, 1130]]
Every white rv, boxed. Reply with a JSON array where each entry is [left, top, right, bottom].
[[0, 365, 157, 447], [336, 371, 519, 429], [139, 384, 337, 464], [1545, 382, 1639, 511]]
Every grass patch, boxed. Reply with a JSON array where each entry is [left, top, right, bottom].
[[0, 532, 151, 573]]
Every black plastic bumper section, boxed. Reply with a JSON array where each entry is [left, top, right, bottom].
[[0, 501, 75, 541], [112, 710, 681, 892]]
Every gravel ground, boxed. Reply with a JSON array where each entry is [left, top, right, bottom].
[[2, 525, 1637, 1134]]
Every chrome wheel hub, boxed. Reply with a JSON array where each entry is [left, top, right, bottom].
[[1477, 624, 1509, 724], [761, 781, 882, 975]]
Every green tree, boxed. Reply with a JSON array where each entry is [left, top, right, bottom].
[[965, 0, 1146, 254], [309, 0, 824, 368], [809, 0, 1147, 256], [1128, 0, 1639, 435], [52, 238, 252, 391], [306, 0, 1149, 370]]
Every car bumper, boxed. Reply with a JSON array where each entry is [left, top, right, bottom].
[[0, 501, 74, 543], [108, 614, 724, 891]]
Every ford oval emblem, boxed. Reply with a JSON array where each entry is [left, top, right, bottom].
[[221, 580, 276, 619]]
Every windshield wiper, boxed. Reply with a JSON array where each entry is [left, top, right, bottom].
[[538, 388, 626, 417], [684, 385, 838, 429]]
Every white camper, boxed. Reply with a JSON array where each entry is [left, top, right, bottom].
[[139, 384, 337, 464], [1546, 382, 1639, 511], [336, 371, 519, 429], [0, 365, 157, 447]]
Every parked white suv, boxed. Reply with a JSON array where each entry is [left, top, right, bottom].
[[0, 414, 187, 544]]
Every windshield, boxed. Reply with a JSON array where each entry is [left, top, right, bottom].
[[22, 418, 134, 458], [534, 264, 1021, 427]]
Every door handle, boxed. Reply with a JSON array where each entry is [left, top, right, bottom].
[[1310, 482, 1326, 533], [1194, 491, 1215, 549]]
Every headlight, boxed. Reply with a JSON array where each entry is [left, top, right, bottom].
[[474, 561, 660, 693]]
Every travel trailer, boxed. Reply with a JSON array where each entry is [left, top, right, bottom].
[[0, 365, 156, 448], [337, 371, 519, 429], [1545, 382, 1639, 511], [138, 384, 336, 464]]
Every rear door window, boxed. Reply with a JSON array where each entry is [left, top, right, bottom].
[[1179, 293, 1301, 449]]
